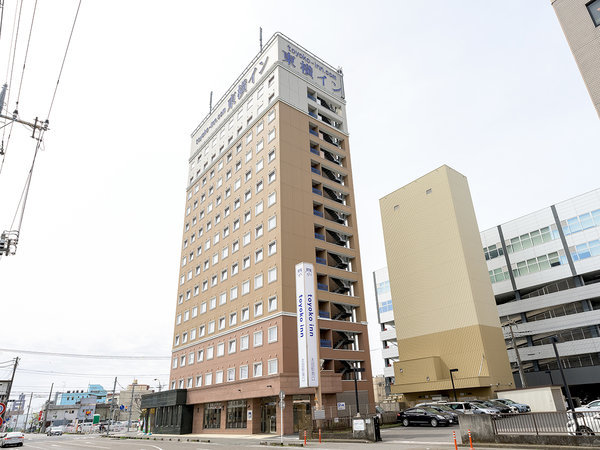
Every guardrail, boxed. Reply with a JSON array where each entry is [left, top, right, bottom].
[[493, 411, 600, 436]]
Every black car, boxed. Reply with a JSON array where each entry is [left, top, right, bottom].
[[477, 400, 510, 414], [397, 407, 453, 427], [416, 403, 461, 423]]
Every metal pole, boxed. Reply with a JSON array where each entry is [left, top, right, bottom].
[[24, 393, 33, 432], [450, 370, 457, 402], [127, 382, 136, 432], [107, 377, 116, 436], [41, 383, 53, 433], [551, 338, 579, 431], [280, 400, 283, 445], [2, 357, 19, 424], [353, 368, 360, 416], [507, 321, 527, 388]]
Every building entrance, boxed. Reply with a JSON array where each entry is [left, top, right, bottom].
[[260, 398, 277, 433], [293, 395, 312, 433]]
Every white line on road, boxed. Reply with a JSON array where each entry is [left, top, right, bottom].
[[58, 441, 111, 449]]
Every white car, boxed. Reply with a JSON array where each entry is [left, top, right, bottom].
[[47, 426, 64, 436], [567, 412, 600, 435], [0, 432, 24, 447], [576, 399, 600, 412]]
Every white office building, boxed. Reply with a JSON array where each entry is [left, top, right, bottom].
[[373, 267, 398, 397]]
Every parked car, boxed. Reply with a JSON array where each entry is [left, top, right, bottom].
[[495, 398, 531, 413], [415, 403, 461, 422], [446, 402, 499, 415], [0, 432, 24, 448], [567, 412, 600, 435], [397, 407, 454, 427], [47, 426, 64, 436], [475, 400, 511, 414], [576, 399, 600, 412]]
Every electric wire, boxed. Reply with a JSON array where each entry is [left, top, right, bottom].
[[0, 0, 5, 43], [15, 0, 38, 106], [0, 347, 170, 360]]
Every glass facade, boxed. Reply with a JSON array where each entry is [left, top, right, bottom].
[[226, 400, 247, 429]]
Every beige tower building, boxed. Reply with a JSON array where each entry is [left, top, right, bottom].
[[159, 33, 373, 435], [379, 166, 513, 403], [552, 0, 600, 118]]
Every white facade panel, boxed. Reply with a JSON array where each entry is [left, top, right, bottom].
[[500, 208, 555, 242], [508, 337, 600, 363], [514, 265, 572, 292], [503, 310, 600, 337]]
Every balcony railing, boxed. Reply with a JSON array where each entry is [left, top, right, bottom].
[[318, 310, 330, 318], [314, 233, 325, 241], [309, 129, 319, 137], [317, 283, 328, 291], [313, 209, 323, 218], [320, 339, 332, 348], [307, 94, 316, 102], [316, 256, 326, 264], [311, 167, 321, 175], [308, 111, 317, 118], [312, 187, 322, 196], [310, 147, 320, 156]]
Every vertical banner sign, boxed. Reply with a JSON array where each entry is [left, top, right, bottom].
[[304, 264, 319, 387], [296, 262, 320, 388], [296, 263, 308, 388]]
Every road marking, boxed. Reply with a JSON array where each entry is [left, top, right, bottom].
[[58, 441, 111, 449], [386, 441, 453, 445]]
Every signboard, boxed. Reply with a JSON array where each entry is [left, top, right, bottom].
[[313, 409, 325, 420], [279, 391, 285, 400], [352, 419, 365, 431], [337, 402, 346, 411], [247, 410, 252, 421], [0, 402, 5, 415], [0, 382, 9, 395], [295, 262, 319, 388]]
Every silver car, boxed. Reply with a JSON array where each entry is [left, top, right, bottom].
[[0, 432, 24, 448]]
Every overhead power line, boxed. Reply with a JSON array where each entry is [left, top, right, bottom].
[[0, 347, 170, 360]]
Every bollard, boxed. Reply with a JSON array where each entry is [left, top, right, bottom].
[[304, 429, 307, 446], [468, 429, 473, 450], [319, 428, 322, 443], [453, 430, 458, 450]]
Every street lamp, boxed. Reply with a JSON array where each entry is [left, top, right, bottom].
[[449, 369, 459, 402], [153, 379, 162, 392]]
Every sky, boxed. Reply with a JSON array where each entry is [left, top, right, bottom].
[[1, 0, 599, 414]]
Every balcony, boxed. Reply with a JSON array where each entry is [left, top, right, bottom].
[[308, 110, 318, 119], [316, 256, 326, 265], [318, 310, 330, 319], [317, 283, 329, 291], [311, 167, 321, 175], [313, 209, 323, 218], [310, 147, 320, 156], [309, 129, 319, 137], [314, 233, 325, 241], [312, 187, 322, 196], [307, 93, 316, 102], [320, 339, 332, 348]]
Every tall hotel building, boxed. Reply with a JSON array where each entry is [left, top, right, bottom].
[[482, 188, 600, 399], [552, 0, 600, 118], [161, 33, 373, 434]]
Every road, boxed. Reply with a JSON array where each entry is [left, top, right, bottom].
[[17, 427, 525, 449]]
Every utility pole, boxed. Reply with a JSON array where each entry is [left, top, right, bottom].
[[551, 337, 579, 431], [40, 383, 53, 434], [505, 321, 527, 388], [107, 377, 117, 436], [127, 382, 136, 432], [24, 393, 33, 432], [1, 357, 19, 426]]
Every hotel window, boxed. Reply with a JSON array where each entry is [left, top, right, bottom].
[[268, 129, 276, 143], [230, 285, 238, 300], [243, 256, 250, 270], [256, 158, 264, 173], [195, 375, 202, 387], [182, 332, 188, 344], [243, 232, 251, 246], [242, 280, 250, 295], [268, 191, 276, 207], [221, 269, 228, 281], [201, 302, 207, 314], [194, 285, 199, 295], [207, 203, 213, 213], [234, 199, 241, 210], [176, 314, 182, 325], [220, 292, 227, 305], [235, 161, 242, 172], [187, 378, 193, 388], [256, 180, 264, 193], [171, 380, 176, 390], [204, 260, 210, 270], [229, 312, 237, 326], [190, 328, 197, 340], [255, 201, 264, 216], [199, 325, 206, 337], [268, 149, 275, 163], [233, 240, 240, 252], [192, 306, 198, 318], [208, 320, 215, 334], [268, 109, 275, 122], [244, 190, 252, 202], [218, 160, 223, 171], [254, 273, 264, 289], [180, 355, 186, 367], [223, 226, 230, 238], [241, 307, 250, 322], [204, 372, 213, 386], [198, 349, 204, 361], [217, 342, 225, 356], [188, 352, 195, 365], [245, 169, 252, 182], [257, 138, 264, 152], [245, 149, 252, 163], [240, 335, 249, 351], [254, 301, 263, 317], [228, 339, 237, 354], [210, 297, 217, 310], [212, 253, 219, 265], [588, 0, 600, 26], [255, 224, 264, 238], [244, 211, 251, 223], [255, 248, 263, 263], [172, 357, 178, 369], [184, 310, 190, 322], [268, 267, 277, 283], [268, 359, 278, 375], [253, 361, 263, 377], [239, 365, 249, 380], [226, 169, 232, 180], [232, 262, 239, 275], [253, 330, 263, 347], [219, 317, 226, 331], [233, 219, 240, 231], [207, 346, 214, 360], [268, 215, 277, 231], [268, 240, 277, 256], [185, 222, 190, 232], [268, 170, 276, 184], [180, 275, 184, 285], [268, 326, 278, 343], [186, 290, 191, 300], [227, 368, 236, 383], [224, 206, 230, 217], [268, 295, 277, 312], [179, 379, 184, 389], [234, 178, 241, 191], [246, 132, 253, 144]]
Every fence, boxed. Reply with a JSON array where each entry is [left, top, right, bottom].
[[492, 411, 600, 436]]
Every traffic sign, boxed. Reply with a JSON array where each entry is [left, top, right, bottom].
[[279, 390, 285, 400], [119, 405, 125, 410], [0, 402, 5, 415], [279, 400, 285, 409], [0, 417, 3, 427]]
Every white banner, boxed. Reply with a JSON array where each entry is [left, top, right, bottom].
[[304, 264, 319, 387], [295, 263, 308, 388]]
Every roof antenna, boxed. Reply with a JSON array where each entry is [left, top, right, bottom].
[[260, 27, 263, 52], [209, 91, 213, 113]]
